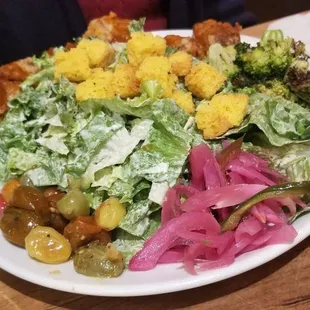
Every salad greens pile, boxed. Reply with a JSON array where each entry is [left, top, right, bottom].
[[0, 76, 193, 252], [1, 28, 310, 259]]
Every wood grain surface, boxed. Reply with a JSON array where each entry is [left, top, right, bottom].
[[1, 14, 310, 310]]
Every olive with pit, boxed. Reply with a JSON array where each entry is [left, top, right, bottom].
[[1, 179, 21, 203], [0, 207, 45, 247], [44, 187, 62, 198], [57, 189, 90, 220], [25, 226, 72, 264], [73, 241, 125, 278], [10, 186, 50, 223]]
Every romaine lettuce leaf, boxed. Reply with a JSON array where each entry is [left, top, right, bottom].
[[83, 189, 107, 210], [83, 119, 153, 185], [223, 94, 310, 147], [148, 182, 169, 205], [128, 17, 146, 32], [113, 230, 145, 263], [25, 150, 68, 187], [119, 199, 151, 237], [7, 148, 39, 175], [0, 147, 8, 187], [129, 122, 192, 184], [80, 111, 123, 150], [262, 142, 310, 182]]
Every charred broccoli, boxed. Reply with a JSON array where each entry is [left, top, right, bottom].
[[285, 59, 310, 105], [255, 79, 298, 101], [235, 30, 307, 80], [207, 43, 238, 77]]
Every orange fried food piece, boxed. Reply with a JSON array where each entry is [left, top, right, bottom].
[[193, 19, 241, 52], [165, 35, 205, 58], [0, 57, 39, 81], [0, 80, 20, 116], [83, 12, 131, 43]]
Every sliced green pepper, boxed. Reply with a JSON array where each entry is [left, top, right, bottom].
[[221, 181, 310, 232]]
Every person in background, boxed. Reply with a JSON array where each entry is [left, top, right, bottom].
[[0, 0, 256, 65]]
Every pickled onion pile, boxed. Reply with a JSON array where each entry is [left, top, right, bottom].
[[129, 142, 304, 274]]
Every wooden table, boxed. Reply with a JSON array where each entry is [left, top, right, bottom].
[[1, 16, 310, 310]]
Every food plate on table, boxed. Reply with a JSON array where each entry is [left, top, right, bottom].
[[1, 14, 310, 296]]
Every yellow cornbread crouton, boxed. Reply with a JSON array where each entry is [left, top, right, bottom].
[[90, 68, 109, 78], [127, 32, 166, 67], [113, 64, 140, 98], [136, 56, 177, 98], [169, 51, 192, 76], [195, 93, 249, 139], [185, 63, 226, 99], [54, 48, 91, 82], [76, 69, 115, 102], [171, 89, 195, 114], [77, 38, 115, 68]]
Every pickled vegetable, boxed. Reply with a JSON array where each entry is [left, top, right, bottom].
[[10, 186, 50, 223], [25, 226, 72, 264], [221, 181, 310, 232], [0, 207, 45, 247], [2, 179, 21, 203], [64, 216, 101, 251], [73, 241, 125, 278], [95, 197, 126, 231], [57, 189, 90, 220]]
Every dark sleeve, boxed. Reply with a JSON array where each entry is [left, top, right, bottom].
[[0, 0, 86, 65], [167, 0, 257, 29]]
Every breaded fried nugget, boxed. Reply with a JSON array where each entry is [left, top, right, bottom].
[[193, 19, 241, 51], [165, 35, 205, 58], [83, 12, 131, 43], [0, 58, 39, 81], [0, 80, 20, 116]]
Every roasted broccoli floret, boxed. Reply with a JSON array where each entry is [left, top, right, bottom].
[[255, 79, 298, 101], [285, 59, 310, 106], [235, 30, 294, 79], [207, 43, 238, 77]]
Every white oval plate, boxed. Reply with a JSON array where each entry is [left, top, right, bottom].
[[1, 31, 309, 297]]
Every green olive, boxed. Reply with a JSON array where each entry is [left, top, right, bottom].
[[73, 241, 125, 278], [56, 189, 90, 220]]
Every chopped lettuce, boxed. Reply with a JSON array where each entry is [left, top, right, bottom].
[[7, 148, 39, 174], [83, 189, 107, 210], [129, 123, 191, 184], [223, 94, 310, 147], [257, 142, 310, 182], [25, 151, 68, 188], [148, 182, 169, 205], [119, 200, 151, 237], [82, 119, 153, 185], [128, 17, 146, 32], [20, 67, 54, 90], [79, 111, 123, 151], [113, 230, 145, 263]]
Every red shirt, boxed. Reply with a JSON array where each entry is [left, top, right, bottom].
[[77, 0, 167, 31]]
